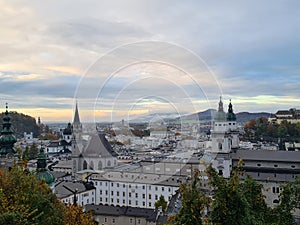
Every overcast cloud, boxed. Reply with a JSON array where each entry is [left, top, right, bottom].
[[0, 0, 299, 121]]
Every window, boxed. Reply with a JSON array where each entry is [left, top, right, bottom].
[[104, 217, 107, 223], [155, 186, 158, 191], [142, 194, 145, 199], [111, 198, 113, 203], [149, 202, 152, 207], [112, 218, 115, 224], [111, 191, 113, 195], [100, 190, 102, 195], [117, 191, 119, 196], [257, 163, 261, 167], [117, 183, 119, 187], [143, 201, 145, 206], [123, 192, 125, 197], [168, 187, 171, 192], [117, 199, 119, 203], [105, 190, 108, 195], [129, 200, 131, 205], [155, 195, 158, 200], [135, 193, 138, 198], [274, 164, 278, 167], [123, 199, 125, 204], [111, 183, 114, 187], [130, 218, 133, 224], [129, 193, 132, 197], [138, 219, 141, 224], [149, 185, 151, 190], [149, 194, 152, 199], [136, 200, 138, 205], [142, 185, 145, 190], [162, 187, 165, 191]]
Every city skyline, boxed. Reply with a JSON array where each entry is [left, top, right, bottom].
[[0, 1, 299, 122]]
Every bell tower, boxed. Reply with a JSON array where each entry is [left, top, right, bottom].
[[72, 101, 83, 176], [209, 98, 239, 178]]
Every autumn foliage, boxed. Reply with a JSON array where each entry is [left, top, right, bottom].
[[0, 164, 94, 225]]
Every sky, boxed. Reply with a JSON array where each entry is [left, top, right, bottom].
[[0, 0, 299, 122]]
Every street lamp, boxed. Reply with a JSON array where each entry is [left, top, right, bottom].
[[63, 185, 78, 205]]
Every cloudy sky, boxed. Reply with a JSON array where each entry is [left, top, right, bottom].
[[0, 0, 299, 122]]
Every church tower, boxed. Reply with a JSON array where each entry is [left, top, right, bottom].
[[209, 98, 239, 178], [72, 102, 83, 176], [0, 103, 17, 157]]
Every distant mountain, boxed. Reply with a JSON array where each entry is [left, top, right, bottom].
[[130, 112, 182, 123], [236, 112, 272, 123], [178, 109, 216, 121], [131, 109, 272, 124], [0, 111, 41, 138]]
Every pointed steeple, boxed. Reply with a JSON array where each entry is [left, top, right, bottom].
[[0, 103, 17, 156], [218, 96, 224, 112], [73, 101, 80, 125], [227, 99, 236, 121], [214, 96, 226, 121]]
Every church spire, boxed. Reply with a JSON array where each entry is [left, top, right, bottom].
[[227, 99, 236, 121], [73, 101, 80, 124], [218, 96, 224, 112], [0, 103, 17, 156]]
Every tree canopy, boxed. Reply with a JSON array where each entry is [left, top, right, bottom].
[[167, 162, 299, 225], [0, 163, 94, 225]]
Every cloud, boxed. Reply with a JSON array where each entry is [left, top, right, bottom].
[[0, 0, 299, 121]]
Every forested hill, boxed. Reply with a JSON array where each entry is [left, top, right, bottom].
[[0, 111, 41, 138]]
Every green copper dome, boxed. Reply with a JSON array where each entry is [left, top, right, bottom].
[[36, 148, 55, 186]]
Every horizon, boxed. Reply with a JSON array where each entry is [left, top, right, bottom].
[[1, 1, 299, 122]]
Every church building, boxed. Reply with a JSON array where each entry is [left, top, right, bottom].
[[71, 102, 118, 177]]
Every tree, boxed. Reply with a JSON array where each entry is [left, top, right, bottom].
[[0, 163, 95, 225], [207, 162, 255, 225], [167, 170, 210, 225], [155, 195, 168, 214], [22, 143, 39, 160], [0, 164, 65, 225], [63, 204, 94, 225]]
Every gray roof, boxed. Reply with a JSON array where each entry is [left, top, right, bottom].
[[82, 134, 118, 158], [73, 102, 80, 124], [55, 181, 95, 199], [232, 150, 300, 163], [85, 204, 157, 222]]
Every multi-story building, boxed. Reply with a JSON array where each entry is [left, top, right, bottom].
[[269, 108, 300, 124]]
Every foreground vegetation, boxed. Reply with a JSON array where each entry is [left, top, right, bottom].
[[167, 162, 300, 225], [0, 163, 94, 225]]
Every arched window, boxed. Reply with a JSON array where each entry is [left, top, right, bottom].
[[90, 161, 94, 170], [83, 160, 88, 170], [107, 160, 111, 167], [98, 161, 103, 170]]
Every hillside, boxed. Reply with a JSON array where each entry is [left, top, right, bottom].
[[132, 109, 272, 124], [236, 112, 272, 123], [0, 111, 41, 138]]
